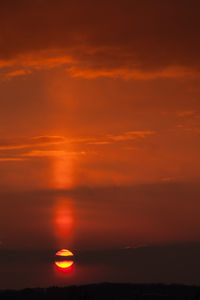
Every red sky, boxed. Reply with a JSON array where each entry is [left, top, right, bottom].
[[0, 0, 200, 189], [0, 0, 200, 288]]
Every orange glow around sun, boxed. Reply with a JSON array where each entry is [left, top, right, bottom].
[[52, 154, 74, 189], [54, 198, 74, 238]]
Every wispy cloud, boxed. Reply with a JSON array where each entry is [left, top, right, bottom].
[[107, 131, 156, 141], [87, 141, 112, 145], [176, 110, 200, 133], [0, 51, 75, 80], [1, 54, 199, 81], [0, 130, 155, 162], [1, 1, 200, 80], [0, 158, 25, 162], [68, 66, 199, 80], [22, 150, 86, 158], [4, 69, 29, 80], [177, 110, 197, 118], [0, 135, 65, 151]]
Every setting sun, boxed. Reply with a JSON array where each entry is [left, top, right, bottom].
[[56, 249, 74, 257], [55, 261, 74, 269]]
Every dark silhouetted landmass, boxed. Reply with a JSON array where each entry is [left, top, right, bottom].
[[1, 283, 200, 299]]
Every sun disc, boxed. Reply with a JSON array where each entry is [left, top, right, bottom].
[[56, 249, 74, 257], [55, 260, 74, 269]]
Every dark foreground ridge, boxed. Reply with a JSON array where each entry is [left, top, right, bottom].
[[1, 283, 200, 300]]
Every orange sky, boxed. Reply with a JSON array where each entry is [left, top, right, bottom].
[[0, 0, 200, 253], [1, 1, 200, 288], [0, 1, 200, 190]]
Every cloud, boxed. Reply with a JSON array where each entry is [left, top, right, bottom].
[[0, 135, 65, 151], [176, 111, 200, 133], [107, 131, 156, 141], [4, 69, 29, 80], [0, 131, 155, 161], [23, 150, 86, 158], [68, 66, 199, 80], [0, 51, 75, 80], [177, 110, 198, 118], [0, 0, 200, 79], [87, 141, 112, 145], [0, 158, 25, 162]]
